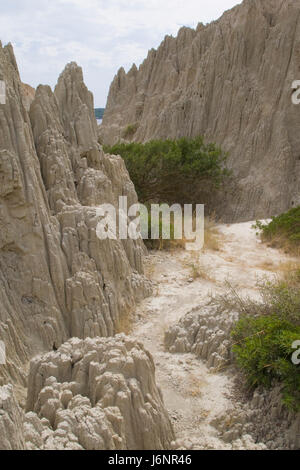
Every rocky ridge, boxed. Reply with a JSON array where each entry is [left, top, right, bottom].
[[0, 336, 174, 450], [165, 304, 238, 369], [0, 42, 151, 388], [0, 42, 175, 449], [100, 0, 300, 221]]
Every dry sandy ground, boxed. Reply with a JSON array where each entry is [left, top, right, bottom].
[[132, 221, 296, 449]]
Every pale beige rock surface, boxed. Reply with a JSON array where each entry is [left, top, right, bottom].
[[24, 335, 174, 450], [100, 0, 300, 221], [21, 83, 35, 112], [0, 41, 175, 450], [0, 335, 174, 450], [0, 385, 26, 450], [0, 42, 151, 390], [165, 304, 238, 369]]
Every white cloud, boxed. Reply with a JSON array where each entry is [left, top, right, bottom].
[[0, 0, 242, 105]]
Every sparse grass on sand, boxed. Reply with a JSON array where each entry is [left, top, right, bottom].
[[275, 261, 300, 280], [204, 217, 223, 252], [255, 260, 300, 280], [145, 215, 223, 253], [115, 310, 134, 335], [255, 259, 277, 271], [145, 236, 187, 252], [187, 372, 205, 398], [266, 233, 300, 256], [183, 253, 215, 283]]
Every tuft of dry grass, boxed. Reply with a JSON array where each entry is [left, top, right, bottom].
[[145, 233, 187, 252], [255, 259, 277, 271], [183, 254, 215, 282], [276, 261, 300, 274], [115, 310, 134, 335], [164, 237, 187, 251], [204, 217, 223, 252], [264, 233, 300, 256], [210, 280, 263, 317], [276, 262, 300, 287], [255, 259, 300, 276], [145, 214, 223, 253], [144, 258, 156, 278], [187, 373, 206, 398]]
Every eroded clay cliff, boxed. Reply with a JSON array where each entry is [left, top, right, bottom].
[[0, 41, 152, 394], [24, 335, 174, 450], [0, 336, 175, 450], [0, 40, 176, 449], [100, 0, 300, 221]]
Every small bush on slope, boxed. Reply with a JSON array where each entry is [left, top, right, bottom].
[[254, 207, 300, 255], [232, 314, 300, 411], [215, 275, 300, 412], [104, 137, 229, 206], [122, 123, 139, 139]]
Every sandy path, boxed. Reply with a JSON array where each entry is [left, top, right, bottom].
[[132, 221, 295, 449]]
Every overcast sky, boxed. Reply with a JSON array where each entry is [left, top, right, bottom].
[[0, 0, 242, 107]]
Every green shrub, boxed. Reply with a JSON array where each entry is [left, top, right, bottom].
[[232, 314, 300, 411], [122, 123, 139, 139], [214, 274, 300, 411], [104, 137, 229, 206], [254, 206, 300, 254]]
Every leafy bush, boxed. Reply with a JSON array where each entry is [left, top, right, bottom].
[[104, 137, 229, 206], [254, 206, 300, 254], [214, 275, 300, 411], [232, 315, 300, 411]]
